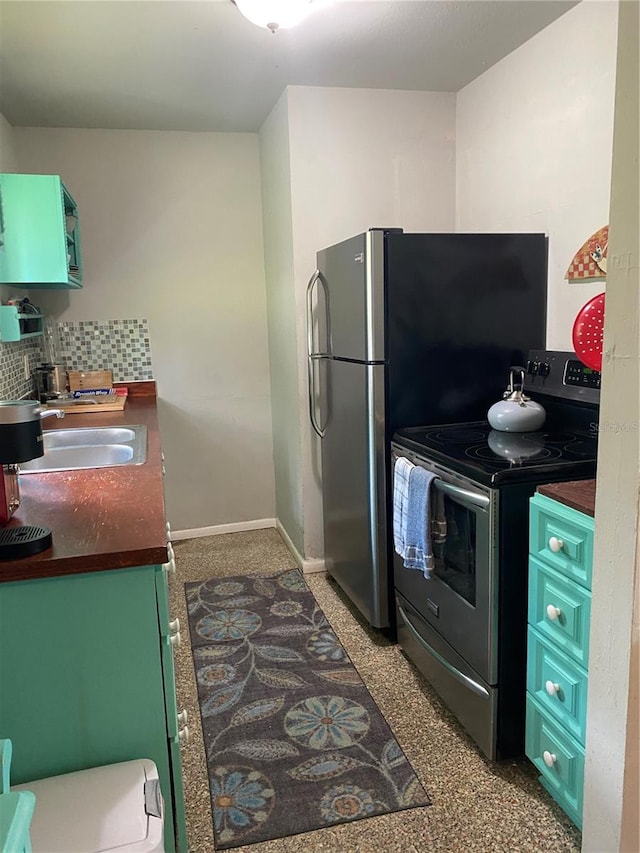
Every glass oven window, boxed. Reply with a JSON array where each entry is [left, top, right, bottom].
[[433, 496, 477, 606]]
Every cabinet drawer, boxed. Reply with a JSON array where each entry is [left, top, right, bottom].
[[529, 493, 594, 590], [526, 627, 588, 743], [528, 556, 591, 668], [525, 696, 584, 826]]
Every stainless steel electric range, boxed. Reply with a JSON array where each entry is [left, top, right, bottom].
[[390, 350, 600, 760]]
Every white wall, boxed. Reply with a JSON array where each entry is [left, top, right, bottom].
[[456, 0, 618, 350], [0, 113, 18, 172], [259, 94, 304, 554], [284, 86, 456, 561], [14, 128, 276, 532], [584, 2, 639, 849]]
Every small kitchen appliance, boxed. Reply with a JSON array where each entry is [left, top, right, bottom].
[[33, 363, 68, 403], [0, 400, 64, 558], [307, 228, 548, 629], [391, 349, 599, 760], [487, 366, 546, 432]]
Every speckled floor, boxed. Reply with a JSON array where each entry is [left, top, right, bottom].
[[169, 529, 581, 853]]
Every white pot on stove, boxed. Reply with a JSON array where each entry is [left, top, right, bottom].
[[487, 367, 546, 433]]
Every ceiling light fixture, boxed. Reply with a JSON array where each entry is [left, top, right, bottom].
[[231, 0, 314, 33]]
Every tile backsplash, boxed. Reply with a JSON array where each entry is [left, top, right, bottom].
[[0, 318, 154, 400], [0, 337, 45, 400], [57, 319, 154, 381]]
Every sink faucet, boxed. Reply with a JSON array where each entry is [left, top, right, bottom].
[[37, 408, 65, 420]]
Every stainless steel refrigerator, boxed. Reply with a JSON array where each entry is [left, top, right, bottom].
[[306, 228, 547, 629]]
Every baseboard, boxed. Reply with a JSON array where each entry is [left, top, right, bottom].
[[276, 520, 326, 575], [171, 517, 326, 575], [171, 518, 276, 540]]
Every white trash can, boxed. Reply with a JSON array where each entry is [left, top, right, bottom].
[[13, 759, 164, 853]]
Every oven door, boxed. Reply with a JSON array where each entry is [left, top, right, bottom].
[[391, 446, 498, 684]]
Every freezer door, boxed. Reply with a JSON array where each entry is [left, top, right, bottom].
[[321, 359, 389, 628], [316, 230, 386, 362], [385, 232, 547, 431]]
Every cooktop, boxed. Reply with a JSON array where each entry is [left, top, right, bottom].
[[393, 420, 598, 487]]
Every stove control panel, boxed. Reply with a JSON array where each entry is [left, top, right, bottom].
[[564, 359, 601, 389], [525, 350, 600, 404]]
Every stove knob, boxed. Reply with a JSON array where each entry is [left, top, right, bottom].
[[527, 360, 539, 375], [539, 362, 550, 377]]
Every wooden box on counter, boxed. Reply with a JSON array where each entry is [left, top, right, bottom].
[[68, 369, 113, 391]]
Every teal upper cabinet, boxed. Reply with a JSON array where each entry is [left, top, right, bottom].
[[0, 173, 83, 289]]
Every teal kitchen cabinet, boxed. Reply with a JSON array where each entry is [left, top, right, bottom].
[[0, 552, 187, 851], [0, 305, 44, 342], [0, 173, 83, 288], [525, 491, 594, 829]]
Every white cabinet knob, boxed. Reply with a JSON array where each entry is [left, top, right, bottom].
[[163, 541, 176, 575], [543, 750, 557, 768], [548, 536, 564, 553], [169, 618, 180, 634], [546, 604, 562, 621], [161, 465, 166, 476], [177, 709, 188, 726], [545, 680, 561, 696], [170, 631, 182, 648], [178, 726, 190, 743]]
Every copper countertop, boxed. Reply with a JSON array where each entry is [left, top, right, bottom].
[[0, 385, 168, 583], [537, 479, 596, 518]]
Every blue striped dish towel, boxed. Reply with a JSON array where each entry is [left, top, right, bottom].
[[404, 465, 438, 579], [393, 456, 414, 559]]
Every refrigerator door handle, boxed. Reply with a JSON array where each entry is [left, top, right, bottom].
[[306, 270, 328, 438]]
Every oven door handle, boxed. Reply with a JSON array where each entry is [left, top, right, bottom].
[[433, 479, 490, 509], [397, 602, 490, 699]]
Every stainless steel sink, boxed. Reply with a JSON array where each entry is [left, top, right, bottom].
[[43, 427, 138, 449], [20, 425, 147, 473]]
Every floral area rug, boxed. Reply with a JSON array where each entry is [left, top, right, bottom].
[[185, 569, 430, 849]]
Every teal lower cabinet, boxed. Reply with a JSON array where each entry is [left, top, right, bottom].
[[0, 562, 187, 851], [526, 492, 594, 829]]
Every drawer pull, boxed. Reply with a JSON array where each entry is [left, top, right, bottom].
[[543, 750, 557, 768], [548, 536, 564, 553], [178, 725, 190, 743], [169, 618, 180, 634], [546, 604, 562, 621], [170, 631, 182, 648], [545, 680, 561, 697], [177, 709, 188, 726]]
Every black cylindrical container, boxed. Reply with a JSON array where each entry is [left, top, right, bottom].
[[0, 401, 46, 464]]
